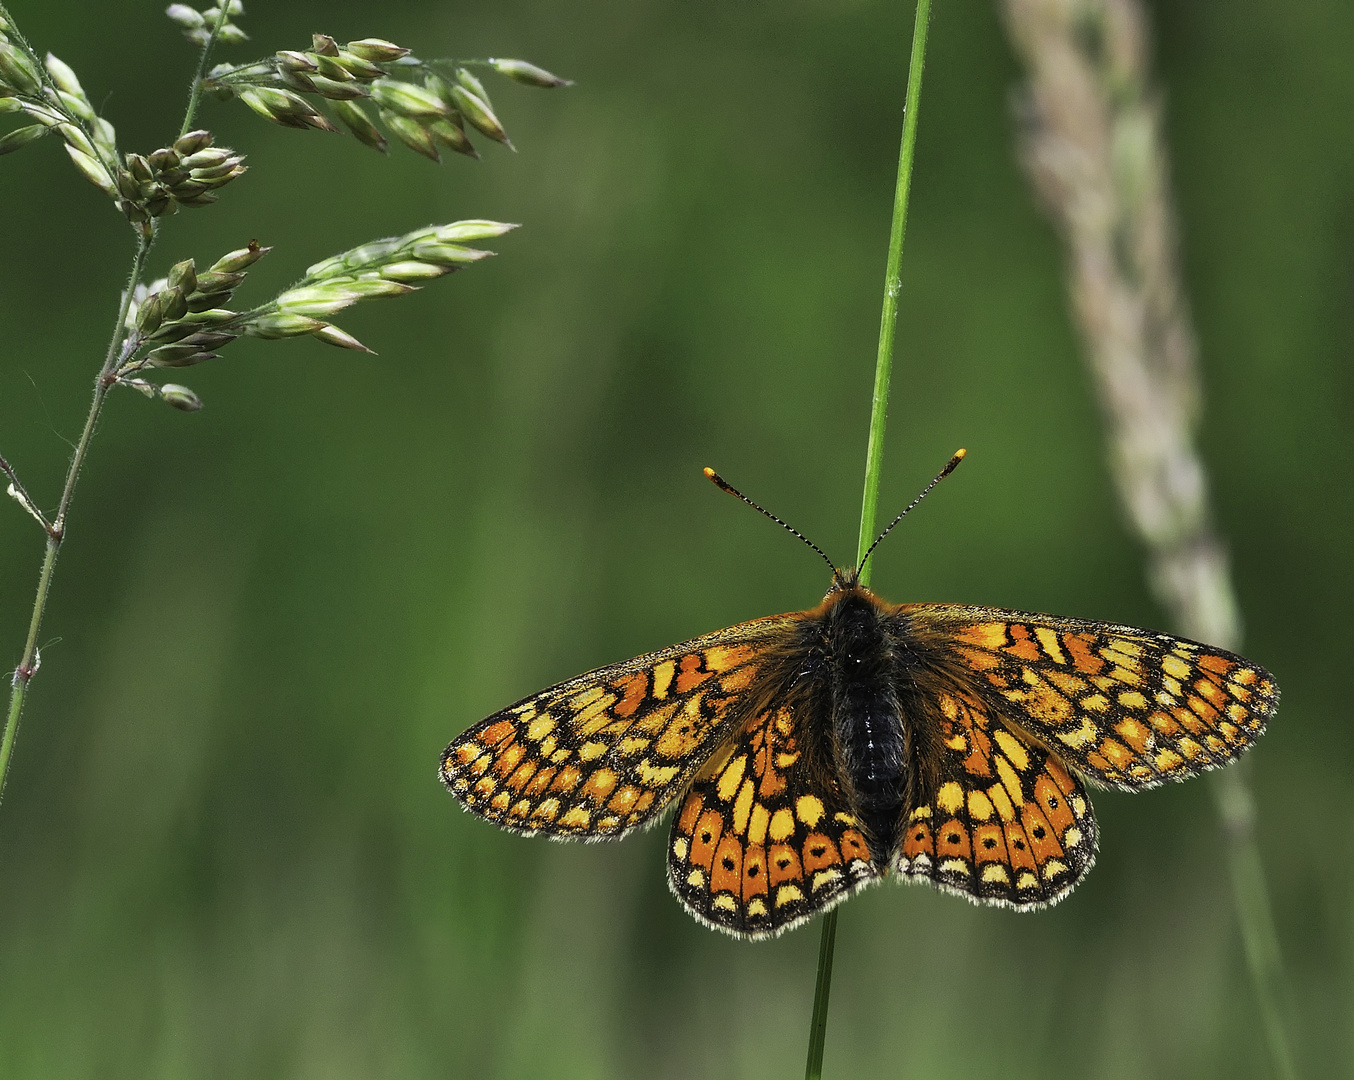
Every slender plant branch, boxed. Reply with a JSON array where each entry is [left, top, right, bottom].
[[854, 0, 934, 578], [179, 1, 233, 138], [999, 1, 1297, 1076], [803, 2, 933, 1078], [0, 235, 150, 806]]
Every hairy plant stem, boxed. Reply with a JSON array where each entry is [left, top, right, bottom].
[[804, 2, 933, 1078], [0, 235, 150, 806]]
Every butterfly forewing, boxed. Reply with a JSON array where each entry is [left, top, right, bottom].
[[902, 605, 1279, 791], [440, 615, 797, 839], [667, 703, 879, 939], [892, 683, 1097, 908]]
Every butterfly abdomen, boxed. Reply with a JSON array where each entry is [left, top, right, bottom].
[[824, 588, 907, 860]]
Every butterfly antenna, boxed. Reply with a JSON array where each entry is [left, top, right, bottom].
[[858, 448, 966, 574], [704, 467, 839, 578]]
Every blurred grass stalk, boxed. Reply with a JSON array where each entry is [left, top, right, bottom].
[[999, 0, 1298, 1076], [805, 1, 933, 1078]]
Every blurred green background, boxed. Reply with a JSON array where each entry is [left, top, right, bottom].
[[1, 1, 1350, 1077]]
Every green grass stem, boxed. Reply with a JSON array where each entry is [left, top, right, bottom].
[[804, 1, 933, 1077]]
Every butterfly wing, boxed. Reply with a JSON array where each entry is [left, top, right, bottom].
[[440, 615, 798, 839], [899, 605, 1278, 790], [667, 703, 879, 939], [893, 684, 1098, 908]]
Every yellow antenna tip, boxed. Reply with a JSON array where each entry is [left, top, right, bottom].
[[954, 448, 967, 459], [703, 467, 717, 479]]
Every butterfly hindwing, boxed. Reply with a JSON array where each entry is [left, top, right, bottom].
[[901, 605, 1278, 791], [894, 685, 1097, 908], [440, 615, 797, 839], [667, 703, 879, 939]]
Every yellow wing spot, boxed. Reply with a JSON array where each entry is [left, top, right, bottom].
[[733, 780, 754, 835], [1081, 693, 1110, 713], [526, 713, 555, 741], [775, 751, 801, 768], [1118, 690, 1148, 709], [578, 741, 607, 762], [768, 807, 796, 842], [583, 768, 618, 803], [995, 757, 1025, 808], [748, 804, 770, 845], [717, 755, 748, 801], [1057, 716, 1098, 749], [687, 868, 706, 888], [703, 644, 755, 671], [713, 894, 738, 913], [474, 777, 496, 798], [1108, 665, 1144, 688], [834, 811, 860, 825], [1163, 675, 1183, 697], [1162, 654, 1191, 679], [987, 784, 1015, 822], [1115, 717, 1152, 753], [812, 868, 843, 892], [936, 781, 965, 814], [673, 836, 689, 859], [490, 792, 510, 812], [614, 736, 648, 757], [559, 806, 591, 829], [651, 660, 675, 699], [1071, 795, 1087, 816], [796, 795, 825, 827], [747, 897, 768, 918], [992, 729, 1031, 771], [908, 805, 932, 820], [1034, 627, 1066, 664], [1063, 827, 1082, 847], [944, 732, 968, 751], [548, 748, 570, 765], [635, 759, 680, 787], [939, 858, 971, 876], [451, 744, 480, 767], [573, 693, 617, 734], [775, 884, 805, 908], [1042, 859, 1068, 881], [981, 863, 1010, 884], [1105, 639, 1145, 659], [531, 798, 561, 822], [1016, 871, 1039, 890], [957, 622, 1010, 650], [1154, 748, 1184, 771], [967, 790, 995, 822], [608, 785, 640, 811]]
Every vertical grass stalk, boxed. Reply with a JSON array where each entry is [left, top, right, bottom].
[[999, 1, 1298, 1074], [804, 1, 933, 1076]]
